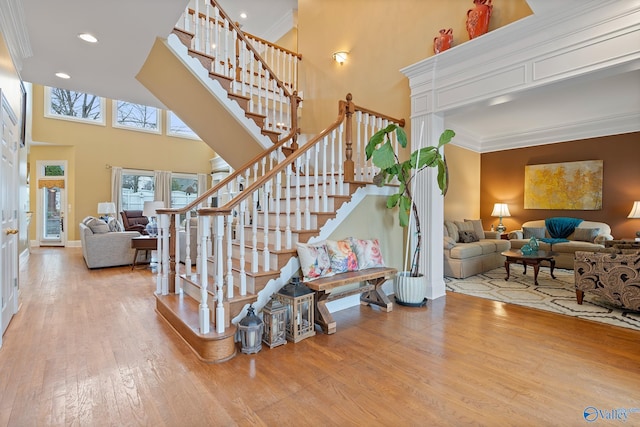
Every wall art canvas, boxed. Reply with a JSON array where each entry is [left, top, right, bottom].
[[524, 160, 603, 210]]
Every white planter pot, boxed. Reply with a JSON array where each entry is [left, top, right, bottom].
[[394, 272, 427, 307]]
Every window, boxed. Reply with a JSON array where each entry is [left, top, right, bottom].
[[167, 111, 200, 140], [121, 170, 154, 211], [44, 86, 105, 125], [171, 174, 198, 209], [113, 100, 161, 133]]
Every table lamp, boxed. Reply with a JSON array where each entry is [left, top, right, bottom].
[[97, 202, 116, 222], [143, 201, 164, 236], [491, 203, 511, 233], [627, 201, 640, 240]]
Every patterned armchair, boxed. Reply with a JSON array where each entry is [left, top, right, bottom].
[[574, 251, 640, 310]]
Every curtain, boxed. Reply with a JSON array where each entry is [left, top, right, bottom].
[[110, 166, 122, 214], [37, 179, 65, 189], [197, 173, 208, 196], [154, 170, 171, 206]]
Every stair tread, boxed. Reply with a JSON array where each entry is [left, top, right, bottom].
[[231, 241, 297, 254]]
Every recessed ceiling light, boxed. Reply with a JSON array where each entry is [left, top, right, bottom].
[[55, 72, 71, 79], [78, 33, 98, 43], [240, 12, 247, 19]]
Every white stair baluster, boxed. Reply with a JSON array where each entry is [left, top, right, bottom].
[[251, 189, 259, 272], [322, 136, 328, 211], [174, 214, 182, 294], [314, 142, 320, 212], [199, 215, 210, 334], [214, 216, 225, 334], [285, 164, 292, 249], [338, 123, 345, 195], [239, 198, 247, 295], [226, 213, 234, 299], [185, 210, 192, 275], [274, 171, 282, 251], [305, 150, 311, 230], [295, 157, 301, 230], [262, 181, 271, 270]]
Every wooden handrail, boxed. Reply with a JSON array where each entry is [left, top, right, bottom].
[[203, 1, 293, 97]]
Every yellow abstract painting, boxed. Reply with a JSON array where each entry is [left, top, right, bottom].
[[524, 160, 603, 210]]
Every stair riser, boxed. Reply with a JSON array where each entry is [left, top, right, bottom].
[[255, 212, 318, 229], [274, 197, 339, 213], [231, 269, 280, 295], [241, 226, 301, 248]]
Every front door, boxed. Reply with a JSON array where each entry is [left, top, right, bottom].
[[37, 161, 67, 247], [1, 92, 20, 342]]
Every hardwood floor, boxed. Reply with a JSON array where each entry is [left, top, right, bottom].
[[1, 247, 640, 426]]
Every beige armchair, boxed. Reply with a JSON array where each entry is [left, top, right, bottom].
[[574, 251, 640, 311]]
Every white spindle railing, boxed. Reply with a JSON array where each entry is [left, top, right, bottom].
[[175, 0, 301, 139], [155, 95, 405, 337]]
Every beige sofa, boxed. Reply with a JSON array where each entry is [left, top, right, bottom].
[[508, 219, 613, 269], [79, 220, 141, 269], [444, 220, 511, 279]]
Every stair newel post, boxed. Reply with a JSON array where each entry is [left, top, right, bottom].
[[184, 210, 192, 275], [161, 213, 171, 295], [262, 181, 271, 271], [172, 213, 180, 294], [285, 163, 292, 249], [251, 188, 259, 273], [294, 157, 302, 230], [344, 94, 355, 182], [238, 198, 247, 296], [226, 212, 234, 299], [290, 91, 301, 151], [214, 215, 225, 334], [274, 170, 282, 251], [198, 215, 210, 334]]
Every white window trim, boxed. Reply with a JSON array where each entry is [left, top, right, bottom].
[[44, 86, 106, 126], [112, 100, 162, 134], [166, 111, 201, 140]]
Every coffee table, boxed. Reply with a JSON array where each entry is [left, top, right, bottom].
[[501, 249, 558, 286]]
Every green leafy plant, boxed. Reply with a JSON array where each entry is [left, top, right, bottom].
[[366, 124, 455, 276]]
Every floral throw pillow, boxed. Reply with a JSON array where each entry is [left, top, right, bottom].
[[326, 239, 359, 273], [348, 237, 385, 269], [296, 242, 333, 280]]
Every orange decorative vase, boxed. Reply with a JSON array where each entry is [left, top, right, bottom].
[[433, 28, 453, 54], [466, 0, 493, 39]]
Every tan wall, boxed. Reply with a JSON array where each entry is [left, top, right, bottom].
[[297, 0, 532, 136], [444, 144, 480, 222], [30, 84, 216, 241], [328, 195, 404, 271], [480, 133, 640, 238]]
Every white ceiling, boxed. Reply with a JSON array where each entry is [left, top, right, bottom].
[[8, 0, 639, 151]]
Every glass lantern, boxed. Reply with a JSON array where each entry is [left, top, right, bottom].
[[275, 276, 316, 343], [238, 305, 263, 354], [262, 296, 287, 349]]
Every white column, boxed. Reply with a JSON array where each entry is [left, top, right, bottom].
[[411, 114, 446, 300]]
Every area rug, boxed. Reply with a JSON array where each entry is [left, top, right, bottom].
[[445, 267, 640, 332]]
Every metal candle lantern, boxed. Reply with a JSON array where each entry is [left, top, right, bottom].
[[238, 305, 263, 354], [262, 296, 287, 348], [275, 276, 316, 343]]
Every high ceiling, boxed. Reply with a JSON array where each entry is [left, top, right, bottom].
[[7, 0, 639, 151]]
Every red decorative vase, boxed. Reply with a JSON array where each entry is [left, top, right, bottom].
[[433, 28, 453, 54], [466, 0, 493, 39]]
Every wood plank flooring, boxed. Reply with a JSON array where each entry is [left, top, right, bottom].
[[1, 247, 640, 426]]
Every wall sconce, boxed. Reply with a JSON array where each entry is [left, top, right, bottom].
[[332, 51, 348, 65], [491, 203, 511, 233], [627, 201, 640, 240]]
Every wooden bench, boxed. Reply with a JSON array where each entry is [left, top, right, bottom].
[[304, 267, 398, 334]]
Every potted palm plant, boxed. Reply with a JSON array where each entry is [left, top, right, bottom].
[[365, 124, 455, 306]]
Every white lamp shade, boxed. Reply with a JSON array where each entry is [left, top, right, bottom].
[[491, 203, 511, 218], [143, 201, 165, 218], [628, 201, 640, 219], [97, 202, 116, 215]]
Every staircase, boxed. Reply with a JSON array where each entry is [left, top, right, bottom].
[[140, 1, 407, 363]]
